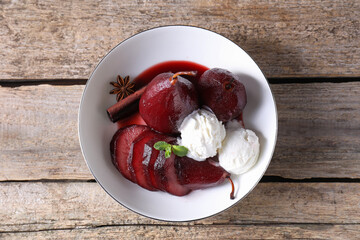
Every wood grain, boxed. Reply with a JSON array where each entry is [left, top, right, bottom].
[[269, 82, 360, 179], [1, 1, 358, 238], [0, 182, 359, 233], [0, 85, 91, 180], [2, 224, 360, 240], [0, 0, 359, 80], [1, 82, 359, 181]]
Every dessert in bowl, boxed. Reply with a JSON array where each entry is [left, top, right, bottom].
[[78, 26, 277, 221]]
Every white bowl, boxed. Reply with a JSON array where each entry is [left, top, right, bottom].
[[78, 26, 277, 221]]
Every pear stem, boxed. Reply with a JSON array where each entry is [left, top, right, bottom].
[[222, 80, 235, 91], [227, 176, 235, 200], [169, 71, 197, 85]]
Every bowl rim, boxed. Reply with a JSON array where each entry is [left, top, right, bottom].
[[78, 25, 278, 222]]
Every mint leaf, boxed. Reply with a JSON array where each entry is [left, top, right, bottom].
[[172, 145, 188, 157], [154, 141, 170, 151], [154, 141, 188, 158], [165, 145, 172, 158]]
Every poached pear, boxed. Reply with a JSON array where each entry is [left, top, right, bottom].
[[139, 72, 199, 134], [111, 125, 233, 197], [197, 68, 247, 122]]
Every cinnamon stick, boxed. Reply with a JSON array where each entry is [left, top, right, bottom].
[[107, 86, 146, 122]]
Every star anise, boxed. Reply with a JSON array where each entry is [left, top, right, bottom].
[[109, 75, 135, 101]]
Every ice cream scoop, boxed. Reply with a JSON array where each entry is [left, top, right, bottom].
[[218, 120, 260, 174], [179, 109, 226, 161]]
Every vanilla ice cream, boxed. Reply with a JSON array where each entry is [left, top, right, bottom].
[[179, 109, 226, 161], [218, 120, 260, 174]]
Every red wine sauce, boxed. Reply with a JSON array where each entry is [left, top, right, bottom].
[[133, 60, 209, 88]]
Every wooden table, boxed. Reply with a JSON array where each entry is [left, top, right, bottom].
[[1, 1, 359, 239]]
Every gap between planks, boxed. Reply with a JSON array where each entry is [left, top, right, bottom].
[[1, 222, 359, 233], [2, 177, 360, 183], [1, 224, 360, 240], [0, 77, 360, 87]]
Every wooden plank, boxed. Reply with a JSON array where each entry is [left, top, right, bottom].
[[1, 82, 359, 180], [1, 224, 360, 240], [269, 82, 360, 179], [0, 0, 359, 80], [0, 85, 92, 180], [0, 182, 359, 232]]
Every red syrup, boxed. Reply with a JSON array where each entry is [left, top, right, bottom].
[[133, 60, 209, 88], [116, 112, 147, 129], [116, 60, 209, 129], [237, 112, 245, 128]]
